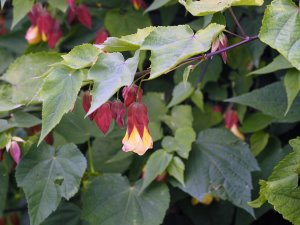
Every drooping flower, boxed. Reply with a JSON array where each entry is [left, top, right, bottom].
[[224, 109, 245, 140], [130, 0, 147, 10], [122, 85, 143, 107], [8, 141, 21, 164], [122, 102, 153, 155], [25, 26, 41, 44], [94, 102, 112, 134], [111, 100, 126, 128], [211, 33, 228, 64], [67, 1, 92, 29], [95, 29, 109, 44]]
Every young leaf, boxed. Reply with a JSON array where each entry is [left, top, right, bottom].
[[11, 0, 34, 28], [259, 0, 300, 70], [81, 174, 170, 225], [16, 143, 87, 225], [61, 44, 100, 69], [179, 0, 263, 16], [87, 51, 139, 115], [182, 128, 259, 215], [191, 89, 204, 111], [141, 23, 225, 79], [239, 112, 274, 133], [249, 137, 300, 225], [250, 131, 270, 156], [167, 156, 185, 185], [140, 149, 173, 192], [39, 67, 85, 144], [168, 81, 194, 108], [284, 69, 300, 115]]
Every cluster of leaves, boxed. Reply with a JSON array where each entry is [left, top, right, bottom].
[[0, 0, 300, 225]]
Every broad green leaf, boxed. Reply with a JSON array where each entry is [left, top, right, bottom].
[[16, 143, 87, 225], [104, 8, 152, 37], [0, 48, 14, 74], [259, 0, 300, 70], [2, 52, 62, 104], [168, 81, 194, 107], [284, 69, 300, 115], [12, 0, 34, 28], [240, 112, 274, 133], [10, 111, 41, 128], [226, 81, 300, 123], [250, 131, 270, 156], [62, 44, 100, 69], [167, 156, 185, 185], [145, 0, 172, 12], [191, 89, 204, 111], [81, 174, 170, 225], [148, 122, 163, 142], [55, 97, 102, 144], [182, 128, 259, 215], [87, 51, 139, 115], [103, 27, 155, 52], [42, 203, 84, 225], [162, 105, 193, 132], [39, 67, 84, 144], [141, 23, 225, 79], [193, 106, 223, 132], [247, 55, 292, 76], [0, 163, 8, 216], [143, 92, 167, 122], [179, 0, 263, 16], [140, 149, 173, 192], [47, 0, 68, 12], [249, 137, 300, 225]]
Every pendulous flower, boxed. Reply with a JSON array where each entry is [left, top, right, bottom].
[[82, 91, 96, 121], [111, 100, 126, 128], [94, 102, 112, 134], [95, 29, 109, 44], [122, 102, 153, 155], [122, 84, 143, 107], [224, 109, 245, 140], [67, 0, 92, 29]]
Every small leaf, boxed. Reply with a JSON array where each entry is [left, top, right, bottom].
[[182, 65, 193, 85], [284, 69, 300, 115], [143, 92, 168, 122], [259, 0, 300, 70], [250, 131, 270, 156], [140, 149, 173, 192], [191, 89, 204, 111], [16, 143, 87, 225], [61, 44, 100, 69], [174, 127, 196, 158], [81, 174, 170, 225], [167, 156, 185, 185], [39, 67, 84, 144], [239, 112, 274, 133], [168, 81, 194, 107], [12, 0, 34, 28]]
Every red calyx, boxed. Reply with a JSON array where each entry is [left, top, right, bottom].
[[82, 92, 95, 120], [122, 85, 143, 107], [94, 102, 112, 134], [95, 29, 109, 44], [224, 109, 239, 129], [127, 102, 149, 138], [111, 100, 126, 128], [67, 1, 92, 29]]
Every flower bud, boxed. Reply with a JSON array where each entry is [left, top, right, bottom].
[[224, 109, 245, 140], [211, 33, 228, 64], [131, 0, 147, 10], [94, 102, 112, 134], [122, 85, 143, 107], [76, 4, 92, 29], [9, 141, 21, 164], [82, 92, 95, 120], [111, 100, 126, 128], [95, 29, 109, 44]]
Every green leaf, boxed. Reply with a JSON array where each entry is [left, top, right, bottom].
[[104, 8, 152, 37], [11, 111, 41, 128], [191, 89, 204, 111], [47, 0, 68, 12], [284, 69, 300, 115], [148, 122, 163, 142], [61, 44, 100, 69], [16, 143, 87, 225], [193, 106, 223, 132], [42, 203, 84, 225], [247, 55, 292, 76], [179, 0, 263, 16], [182, 128, 259, 215], [87, 51, 139, 115], [0, 132, 10, 149], [2, 52, 62, 104], [140, 149, 173, 192], [143, 92, 167, 122], [0, 163, 8, 216], [103, 27, 155, 52], [145, 0, 172, 12], [239, 112, 274, 133], [12, 0, 34, 28], [259, 0, 300, 70], [81, 174, 170, 225], [167, 156, 185, 185], [249, 137, 300, 225], [182, 65, 193, 85], [0, 48, 14, 74], [141, 23, 225, 79], [226, 81, 300, 123], [168, 81, 194, 107], [250, 131, 270, 156], [39, 67, 84, 144]]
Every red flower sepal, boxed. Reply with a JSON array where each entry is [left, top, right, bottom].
[[111, 100, 126, 128], [82, 91, 96, 121], [94, 102, 112, 134], [122, 84, 143, 107]]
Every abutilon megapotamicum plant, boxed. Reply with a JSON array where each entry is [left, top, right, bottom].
[[0, 0, 300, 225]]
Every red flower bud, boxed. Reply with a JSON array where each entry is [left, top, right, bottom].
[[111, 100, 126, 128], [211, 33, 228, 64], [94, 102, 112, 134], [45, 133, 54, 145], [67, 0, 76, 11], [131, 0, 147, 10], [122, 85, 143, 107], [76, 4, 92, 29], [82, 92, 95, 120], [224, 109, 239, 129], [95, 29, 109, 44], [67, 8, 76, 24], [9, 141, 21, 164], [212, 105, 222, 113], [47, 20, 62, 48]]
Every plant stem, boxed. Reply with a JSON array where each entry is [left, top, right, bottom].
[[87, 139, 96, 174], [224, 29, 245, 40], [229, 8, 247, 37]]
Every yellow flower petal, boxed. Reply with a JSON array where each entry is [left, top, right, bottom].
[[25, 26, 41, 45]]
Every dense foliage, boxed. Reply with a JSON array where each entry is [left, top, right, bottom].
[[0, 0, 300, 224]]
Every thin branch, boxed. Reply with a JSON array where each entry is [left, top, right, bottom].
[[229, 8, 247, 38], [224, 29, 245, 40]]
